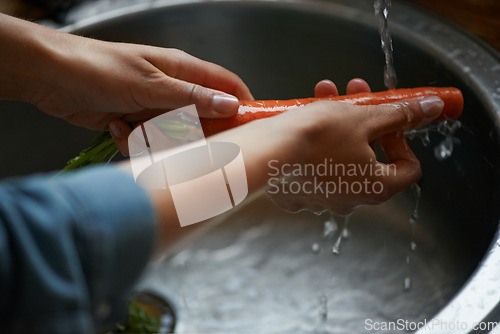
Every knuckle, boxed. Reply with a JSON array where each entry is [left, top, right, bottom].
[[392, 101, 415, 129], [299, 101, 350, 136], [171, 48, 188, 57], [190, 84, 213, 109]]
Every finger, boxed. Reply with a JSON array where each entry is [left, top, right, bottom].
[[346, 78, 371, 94], [135, 70, 241, 119], [380, 132, 418, 165], [377, 132, 421, 194], [314, 79, 338, 98], [363, 96, 444, 141], [146, 48, 253, 100], [109, 119, 133, 156], [345, 78, 373, 148]]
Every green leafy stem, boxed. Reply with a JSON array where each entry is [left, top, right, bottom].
[[60, 119, 200, 173], [59, 131, 119, 173]]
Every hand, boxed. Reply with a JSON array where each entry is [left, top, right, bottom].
[[221, 78, 443, 215], [101, 44, 253, 155], [139, 78, 444, 249], [41, 38, 252, 127], [0, 13, 252, 144], [313, 78, 371, 97]]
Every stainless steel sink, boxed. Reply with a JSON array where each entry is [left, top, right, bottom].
[[1, 0, 499, 332]]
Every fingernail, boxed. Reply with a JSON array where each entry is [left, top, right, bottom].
[[109, 121, 122, 139], [212, 94, 239, 114], [419, 96, 444, 118]]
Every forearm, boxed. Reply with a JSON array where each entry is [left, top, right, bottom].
[[121, 114, 305, 254], [214, 123, 302, 193], [0, 13, 52, 102], [0, 13, 75, 105]]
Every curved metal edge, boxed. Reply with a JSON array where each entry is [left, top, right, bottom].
[[58, 0, 500, 330], [416, 230, 500, 334], [390, 1, 500, 139], [58, 0, 370, 33], [383, 4, 500, 333]]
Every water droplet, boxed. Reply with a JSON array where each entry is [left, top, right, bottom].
[[312, 243, 321, 254], [421, 131, 431, 146], [406, 120, 462, 161], [411, 241, 417, 251], [403, 276, 412, 291], [434, 136, 454, 161], [332, 236, 342, 255], [342, 227, 350, 239], [412, 183, 421, 197], [323, 220, 338, 238]]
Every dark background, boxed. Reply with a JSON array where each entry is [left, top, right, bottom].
[[1, 0, 499, 52]]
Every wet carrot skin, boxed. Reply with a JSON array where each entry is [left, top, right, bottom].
[[200, 87, 463, 136]]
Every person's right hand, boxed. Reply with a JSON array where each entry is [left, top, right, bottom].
[[210, 81, 444, 215], [138, 79, 445, 249]]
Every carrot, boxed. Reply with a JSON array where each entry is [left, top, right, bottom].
[[200, 87, 463, 137]]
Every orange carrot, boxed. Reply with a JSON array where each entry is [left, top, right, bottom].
[[200, 87, 463, 136]]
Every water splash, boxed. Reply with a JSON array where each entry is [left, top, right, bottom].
[[406, 119, 462, 160], [434, 136, 455, 161], [432, 120, 462, 160], [311, 211, 339, 255], [312, 211, 351, 256], [375, 0, 397, 89]]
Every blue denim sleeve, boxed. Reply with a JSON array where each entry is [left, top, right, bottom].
[[0, 166, 157, 334]]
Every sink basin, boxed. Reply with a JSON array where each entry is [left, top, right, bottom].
[[1, 0, 499, 332]]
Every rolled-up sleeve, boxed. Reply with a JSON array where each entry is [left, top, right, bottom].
[[0, 166, 157, 334]]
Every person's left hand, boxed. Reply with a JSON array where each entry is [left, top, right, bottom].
[[13, 19, 252, 145]]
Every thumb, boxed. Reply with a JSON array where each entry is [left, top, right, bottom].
[[149, 76, 241, 119]]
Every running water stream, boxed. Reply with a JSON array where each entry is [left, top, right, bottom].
[[375, 0, 420, 292], [310, 0, 397, 262], [373, 0, 462, 292], [375, 0, 397, 90], [404, 183, 421, 291]]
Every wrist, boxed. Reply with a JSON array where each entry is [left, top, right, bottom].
[[211, 115, 306, 193]]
